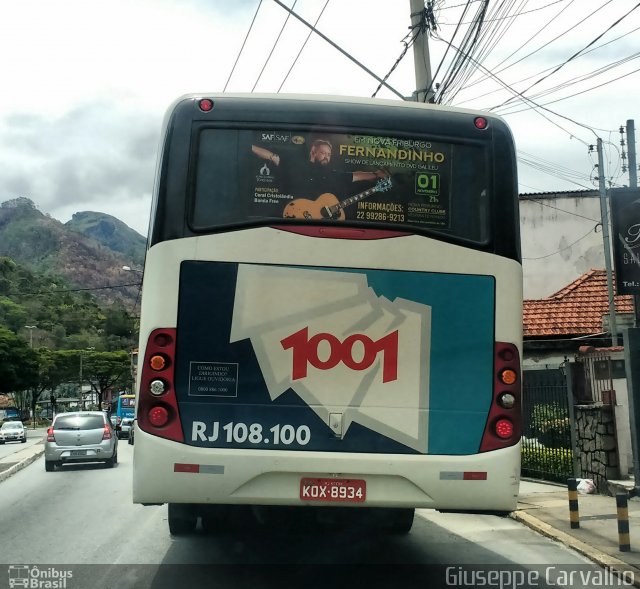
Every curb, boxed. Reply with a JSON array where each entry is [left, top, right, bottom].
[[511, 509, 640, 587], [0, 447, 45, 483]]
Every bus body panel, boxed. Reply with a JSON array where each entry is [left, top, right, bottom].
[[134, 229, 521, 509], [138, 230, 521, 349], [133, 428, 519, 511]]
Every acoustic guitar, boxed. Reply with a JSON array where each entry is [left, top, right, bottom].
[[282, 177, 392, 220]]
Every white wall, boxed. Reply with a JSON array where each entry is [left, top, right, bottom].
[[520, 192, 606, 299]]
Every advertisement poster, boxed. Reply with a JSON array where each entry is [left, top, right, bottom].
[[176, 261, 495, 456], [611, 188, 640, 294], [249, 130, 453, 228]]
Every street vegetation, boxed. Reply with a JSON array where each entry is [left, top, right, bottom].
[[0, 255, 136, 419]]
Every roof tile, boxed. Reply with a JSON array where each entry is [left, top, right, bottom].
[[524, 269, 634, 337]]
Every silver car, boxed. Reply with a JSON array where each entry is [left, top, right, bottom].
[[118, 417, 134, 439], [0, 421, 27, 444], [44, 411, 118, 471]]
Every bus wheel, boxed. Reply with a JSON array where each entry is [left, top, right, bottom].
[[386, 508, 415, 534], [168, 503, 198, 535]]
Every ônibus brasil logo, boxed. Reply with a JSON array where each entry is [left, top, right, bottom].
[[280, 327, 399, 383]]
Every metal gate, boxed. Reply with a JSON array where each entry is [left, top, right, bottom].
[[522, 367, 575, 483]]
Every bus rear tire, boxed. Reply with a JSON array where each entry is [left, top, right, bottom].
[[385, 508, 415, 534], [168, 503, 198, 535]]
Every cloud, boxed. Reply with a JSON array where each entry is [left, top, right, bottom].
[[0, 101, 158, 222]]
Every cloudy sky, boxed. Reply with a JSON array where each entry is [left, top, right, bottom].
[[0, 0, 637, 236]]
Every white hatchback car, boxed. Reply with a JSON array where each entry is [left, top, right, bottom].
[[0, 421, 27, 444], [44, 412, 118, 471]]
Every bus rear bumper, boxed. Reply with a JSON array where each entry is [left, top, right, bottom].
[[133, 432, 520, 512]]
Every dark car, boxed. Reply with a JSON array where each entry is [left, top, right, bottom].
[[44, 411, 118, 471]]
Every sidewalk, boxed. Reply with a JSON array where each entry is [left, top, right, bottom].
[[0, 429, 46, 483], [514, 478, 640, 585]]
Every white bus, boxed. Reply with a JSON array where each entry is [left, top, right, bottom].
[[133, 94, 522, 535]]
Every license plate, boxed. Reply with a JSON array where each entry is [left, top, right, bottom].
[[70, 450, 86, 456], [300, 478, 366, 503]]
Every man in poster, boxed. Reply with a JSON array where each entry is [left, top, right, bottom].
[[252, 138, 389, 220]]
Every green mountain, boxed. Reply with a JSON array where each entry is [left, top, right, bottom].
[[0, 197, 143, 309], [66, 211, 146, 268]]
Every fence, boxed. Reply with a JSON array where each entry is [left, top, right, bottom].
[[522, 367, 575, 483]]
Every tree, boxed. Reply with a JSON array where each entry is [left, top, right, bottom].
[[81, 351, 131, 408], [0, 325, 38, 393], [24, 348, 78, 421]]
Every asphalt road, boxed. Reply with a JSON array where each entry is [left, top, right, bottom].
[[0, 444, 614, 589]]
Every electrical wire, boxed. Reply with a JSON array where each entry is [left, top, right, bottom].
[[493, 1, 640, 110], [496, 65, 640, 117], [432, 40, 594, 144], [271, 0, 406, 100], [423, 0, 476, 101], [438, 0, 569, 24], [373, 21, 422, 98], [455, 0, 578, 96], [252, 0, 298, 92], [520, 195, 601, 223], [13, 283, 141, 296], [455, 19, 640, 104], [224, 0, 263, 92], [277, 0, 330, 92], [523, 224, 600, 260]]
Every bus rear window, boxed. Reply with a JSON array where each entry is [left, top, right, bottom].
[[191, 128, 490, 243]]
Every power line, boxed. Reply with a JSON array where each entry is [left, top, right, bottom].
[[224, 0, 263, 92], [434, 39, 594, 144], [523, 224, 599, 260], [455, 20, 638, 106], [252, 0, 298, 92], [14, 283, 141, 296], [438, 0, 569, 24], [424, 0, 479, 102], [277, 0, 330, 92], [521, 196, 601, 223], [493, 1, 640, 111], [271, 0, 406, 100], [495, 64, 640, 116], [373, 19, 422, 98], [458, 0, 610, 97]]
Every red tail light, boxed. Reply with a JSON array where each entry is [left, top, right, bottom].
[[102, 425, 112, 440], [137, 328, 183, 442], [495, 418, 514, 439], [479, 342, 522, 452], [47, 427, 55, 442], [148, 406, 169, 427]]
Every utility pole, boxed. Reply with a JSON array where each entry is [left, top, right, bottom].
[[25, 325, 36, 348], [627, 120, 640, 327], [624, 120, 640, 492], [597, 138, 620, 345], [410, 0, 433, 103], [629, 119, 638, 189]]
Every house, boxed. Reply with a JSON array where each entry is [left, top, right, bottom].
[[524, 269, 635, 368], [523, 268, 636, 478]]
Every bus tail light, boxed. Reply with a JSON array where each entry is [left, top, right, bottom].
[[479, 342, 521, 452], [137, 328, 184, 442], [148, 406, 169, 428], [495, 419, 514, 439]]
